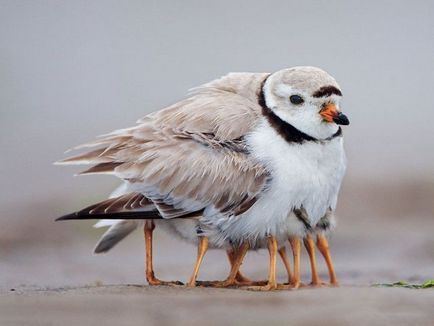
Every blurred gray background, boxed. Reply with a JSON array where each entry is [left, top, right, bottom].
[[1, 0, 433, 290]]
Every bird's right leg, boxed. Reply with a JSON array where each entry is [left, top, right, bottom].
[[227, 246, 268, 286], [227, 247, 252, 284], [199, 243, 269, 287], [278, 246, 293, 284], [203, 241, 250, 288], [278, 237, 302, 290], [289, 237, 301, 288], [278, 237, 303, 289], [144, 221, 183, 286], [303, 234, 324, 287], [246, 236, 279, 291], [219, 241, 250, 287], [187, 236, 209, 287], [316, 234, 339, 286]]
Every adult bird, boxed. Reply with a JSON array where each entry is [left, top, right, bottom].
[[57, 66, 349, 290]]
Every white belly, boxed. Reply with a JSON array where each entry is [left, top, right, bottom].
[[205, 120, 346, 245], [156, 219, 200, 243]]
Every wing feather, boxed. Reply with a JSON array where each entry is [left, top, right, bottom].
[[57, 73, 270, 219]]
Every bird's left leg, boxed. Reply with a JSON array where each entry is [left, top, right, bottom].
[[316, 234, 339, 286], [144, 221, 183, 286], [246, 236, 278, 291], [187, 236, 209, 287]]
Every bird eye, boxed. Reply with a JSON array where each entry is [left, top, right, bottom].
[[289, 95, 304, 105]]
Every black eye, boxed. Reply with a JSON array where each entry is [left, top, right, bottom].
[[290, 95, 304, 105]]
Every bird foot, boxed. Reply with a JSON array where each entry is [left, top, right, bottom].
[[246, 282, 278, 291], [234, 273, 253, 284], [200, 279, 240, 288], [277, 281, 305, 290], [193, 278, 269, 288], [307, 281, 328, 288], [147, 278, 184, 286]]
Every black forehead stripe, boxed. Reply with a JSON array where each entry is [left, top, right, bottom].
[[312, 85, 342, 98]]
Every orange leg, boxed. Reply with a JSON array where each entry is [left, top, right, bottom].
[[144, 221, 183, 286], [304, 234, 323, 287], [278, 246, 293, 284], [215, 241, 250, 287], [227, 248, 252, 284], [247, 236, 278, 291], [200, 244, 268, 288], [187, 236, 209, 287], [316, 234, 338, 286], [289, 237, 301, 289]]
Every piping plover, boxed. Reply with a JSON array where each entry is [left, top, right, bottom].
[[57, 66, 349, 290]]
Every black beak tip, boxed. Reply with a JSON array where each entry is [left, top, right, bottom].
[[333, 113, 350, 126]]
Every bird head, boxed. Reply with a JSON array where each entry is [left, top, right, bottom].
[[262, 66, 349, 140]]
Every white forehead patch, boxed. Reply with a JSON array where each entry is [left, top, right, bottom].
[[275, 84, 301, 98]]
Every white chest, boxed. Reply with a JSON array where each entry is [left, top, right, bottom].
[[238, 120, 347, 240]]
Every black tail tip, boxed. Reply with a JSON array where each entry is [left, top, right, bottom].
[[55, 213, 78, 221]]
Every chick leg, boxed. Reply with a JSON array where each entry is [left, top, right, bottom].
[[201, 243, 270, 288], [227, 248, 252, 284], [187, 236, 209, 287], [304, 234, 323, 286], [215, 241, 250, 287], [144, 221, 183, 286], [316, 234, 338, 286], [247, 236, 278, 291], [226, 247, 268, 286], [278, 246, 293, 284], [289, 237, 301, 288]]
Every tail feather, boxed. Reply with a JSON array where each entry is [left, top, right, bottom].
[[55, 192, 204, 221], [55, 192, 160, 221], [56, 210, 161, 221], [94, 220, 140, 253], [78, 162, 123, 175]]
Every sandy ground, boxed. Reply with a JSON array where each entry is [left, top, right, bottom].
[[1, 286, 434, 326], [1, 1, 434, 323], [1, 181, 433, 325]]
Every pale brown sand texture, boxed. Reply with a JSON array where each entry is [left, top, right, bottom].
[[1, 286, 434, 326], [1, 1, 434, 324], [1, 181, 434, 325]]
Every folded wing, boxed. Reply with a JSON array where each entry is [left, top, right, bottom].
[[57, 73, 270, 219]]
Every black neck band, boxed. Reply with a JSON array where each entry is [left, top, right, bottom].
[[258, 78, 342, 144]]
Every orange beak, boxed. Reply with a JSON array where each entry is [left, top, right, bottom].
[[320, 103, 350, 125]]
